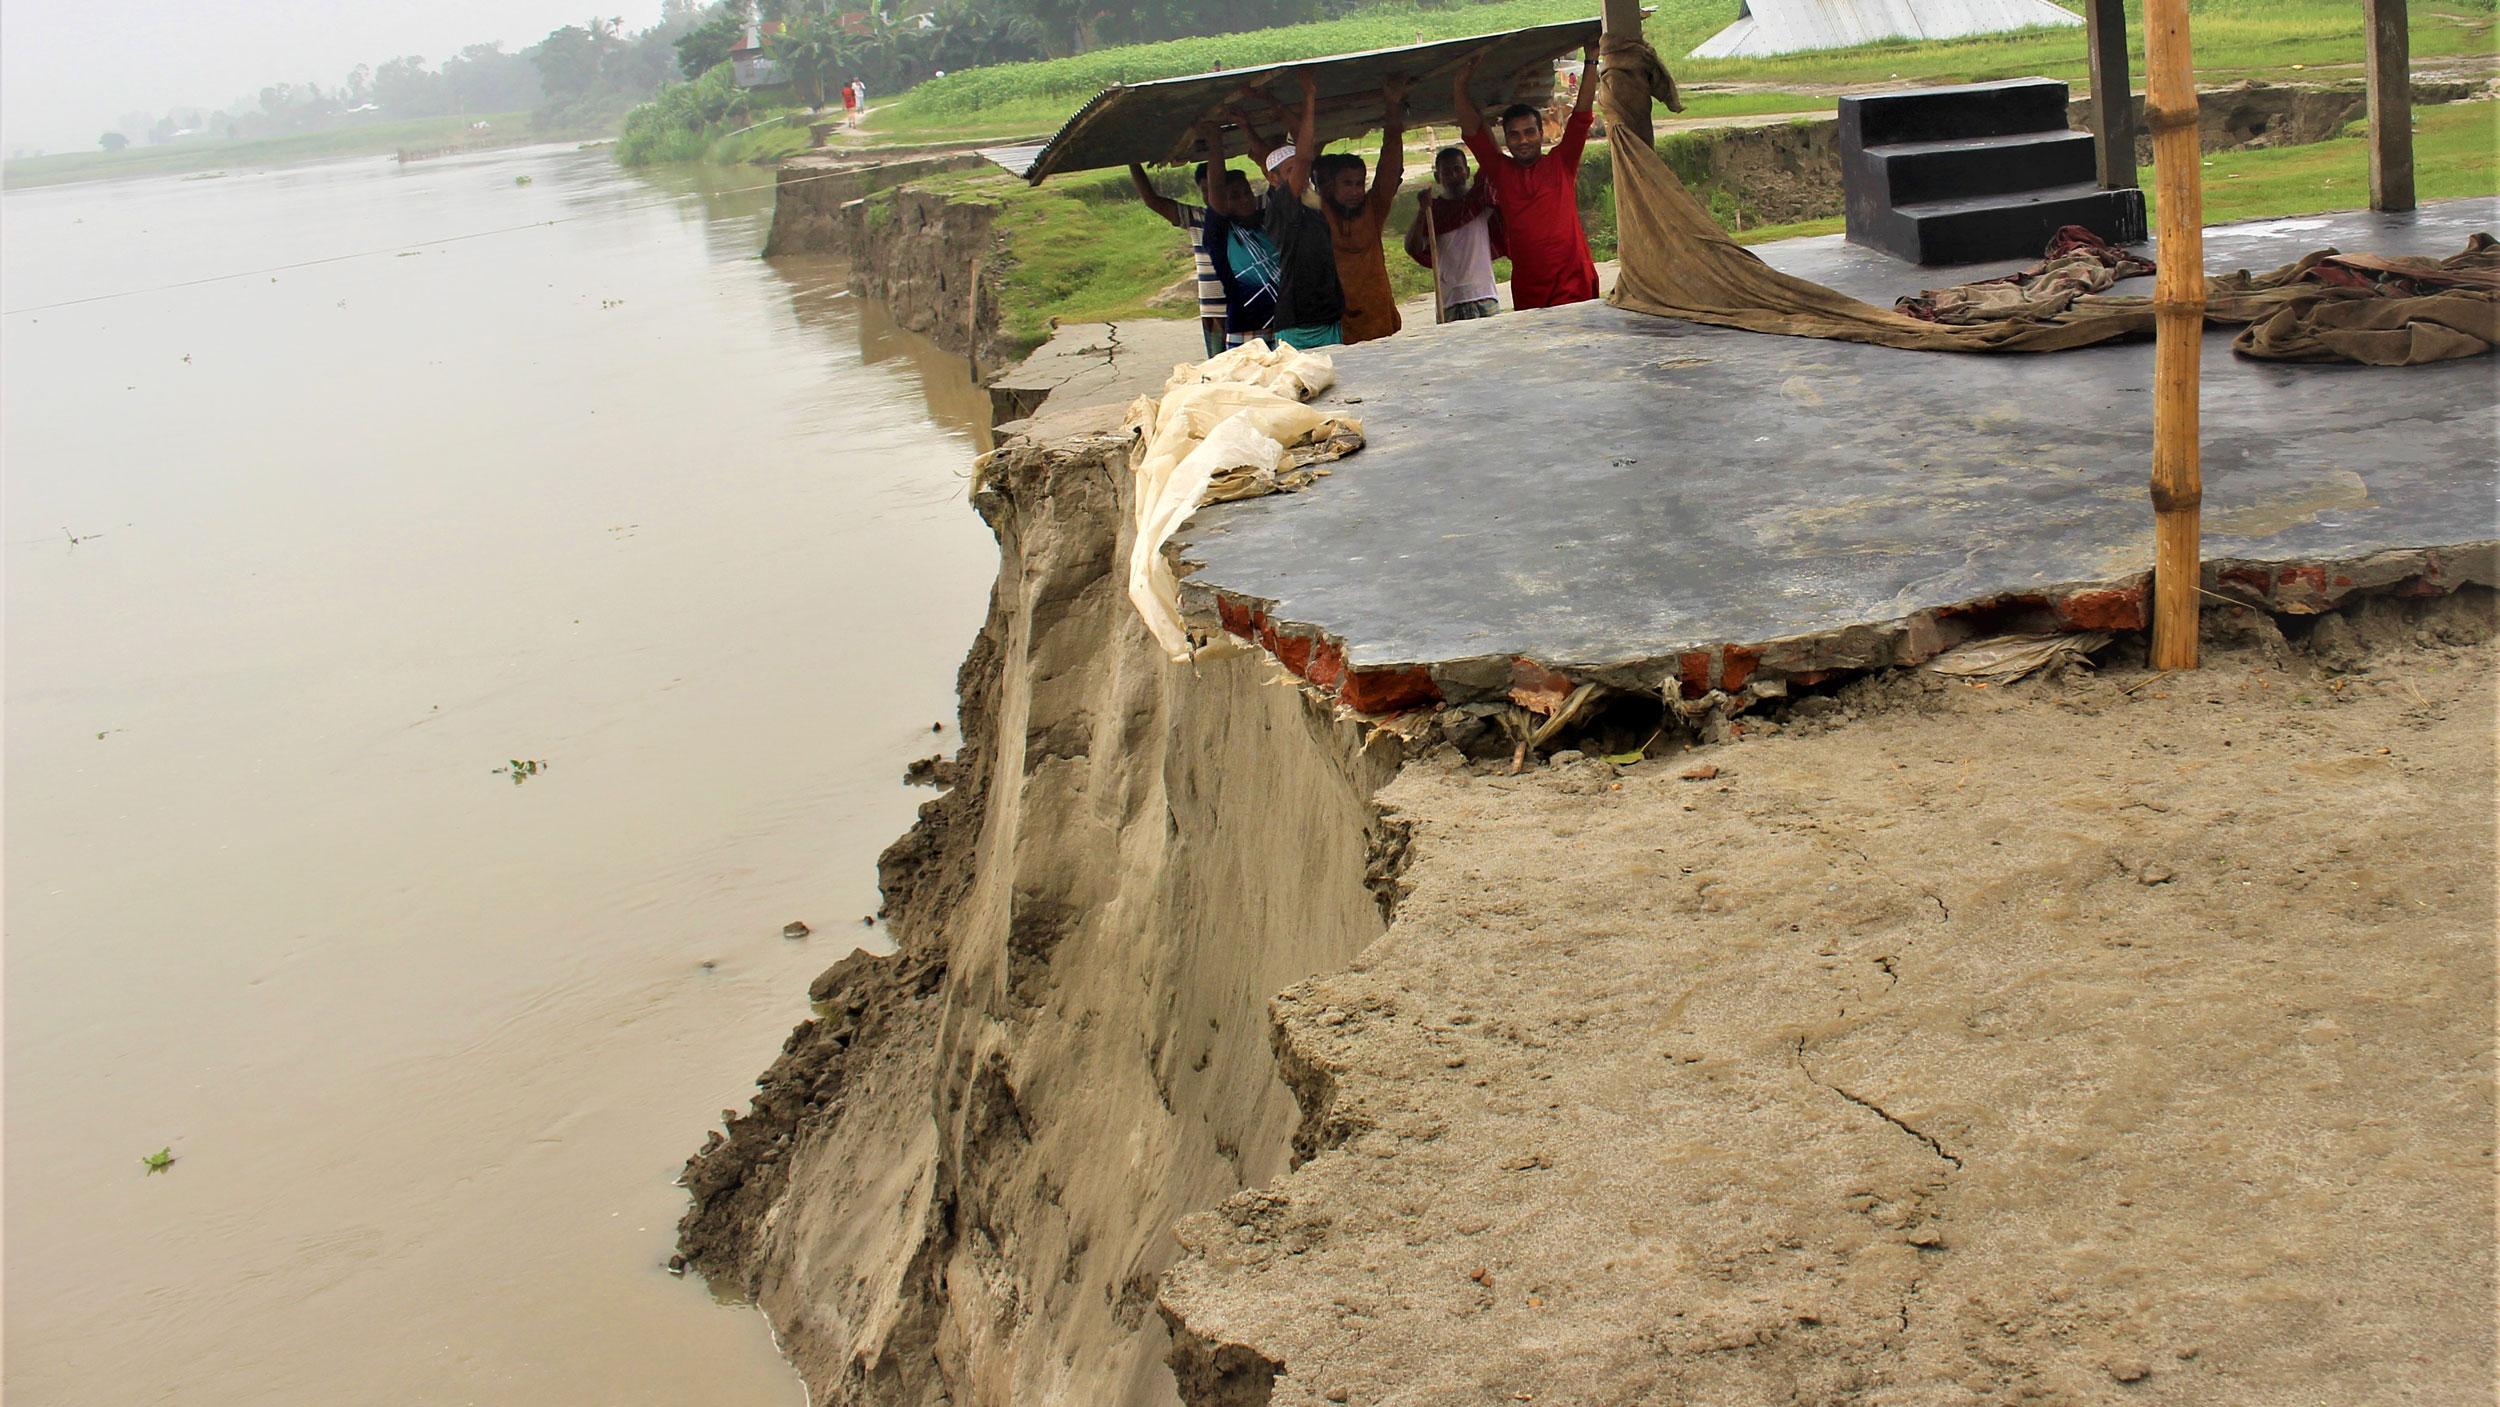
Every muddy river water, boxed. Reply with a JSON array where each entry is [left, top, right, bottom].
[[4, 144, 998, 1403]]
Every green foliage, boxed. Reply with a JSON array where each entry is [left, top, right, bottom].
[[772, 9, 850, 109], [616, 63, 807, 166], [676, 9, 749, 81]]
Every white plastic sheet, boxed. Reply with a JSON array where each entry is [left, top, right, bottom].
[[1124, 342, 1360, 660]]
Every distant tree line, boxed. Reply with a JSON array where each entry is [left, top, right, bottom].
[[99, 2, 721, 150]]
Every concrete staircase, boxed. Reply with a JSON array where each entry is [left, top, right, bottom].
[[1839, 78, 2146, 265]]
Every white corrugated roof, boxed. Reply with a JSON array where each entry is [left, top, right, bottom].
[[1690, 0, 2082, 59]]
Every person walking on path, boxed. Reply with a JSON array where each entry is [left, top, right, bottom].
[[1228, 72, 1346, 351], [1307, 76, 1409, 344], [1403, 145, 1504, 321], [1453, 44, 1600, 309], [1128, 137, 1242, 359], [840, 78, 859, 127]]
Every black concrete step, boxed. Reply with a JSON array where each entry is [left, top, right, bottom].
[[1837, 78, 2073, 149], [1861, 129, 2100, 207], [1885, 182, 2149, 265]]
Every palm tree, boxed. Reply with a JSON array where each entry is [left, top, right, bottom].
[[769, 10, 847, 109]]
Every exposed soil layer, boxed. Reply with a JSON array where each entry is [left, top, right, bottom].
[[767, 154, 1014, 370], [678, 431, 1407, 1406], [1158, 591, 2497, 1407]]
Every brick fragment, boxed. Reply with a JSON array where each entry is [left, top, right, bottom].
[[1720, 645, 1761, 693], [1216, 595, 1257, 639], [1676, 650, 1714, 700], [1307, 637, 1347, 690], [2054, 585, 2149, 631], [1340, 666, 1441, 715]]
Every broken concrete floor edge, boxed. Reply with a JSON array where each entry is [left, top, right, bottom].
[[1180, 538, 2499, 718]]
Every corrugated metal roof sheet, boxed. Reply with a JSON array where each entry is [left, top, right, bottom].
[[1689, 0, 2081, 59], [987, 17, 1604, 183]]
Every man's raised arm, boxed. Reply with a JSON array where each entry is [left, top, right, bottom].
[[1370, 74, 1408, 208], [1452, 52, 1486, 136], [1126, 162, 1182, 225], [1273, 69, 1318, 195]]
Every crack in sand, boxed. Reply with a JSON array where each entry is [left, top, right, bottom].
[[1793, 1037, 1964, 1171]]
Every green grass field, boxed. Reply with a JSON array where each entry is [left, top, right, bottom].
[[2192, 98, 2500, 221], [864, 0, 2495, 143], [3, 112, 560, 189]]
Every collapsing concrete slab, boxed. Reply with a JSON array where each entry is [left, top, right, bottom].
[[1175, 199, 2500, 714]]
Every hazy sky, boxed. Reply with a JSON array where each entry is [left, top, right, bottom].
[[2, 0, 661, 152]]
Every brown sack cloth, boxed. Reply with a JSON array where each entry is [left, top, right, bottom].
[[1595, 36, 2499, 365]]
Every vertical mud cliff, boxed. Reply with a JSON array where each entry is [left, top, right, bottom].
[[678, 429, 1407, 1405]]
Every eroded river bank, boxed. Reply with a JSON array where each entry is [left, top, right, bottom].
[[684, 423, 2494, 1406]]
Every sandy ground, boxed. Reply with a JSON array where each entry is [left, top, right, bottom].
[[1161, 593, 2497, 1406]]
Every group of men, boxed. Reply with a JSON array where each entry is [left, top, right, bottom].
[[1125, 43, 1603, 359]]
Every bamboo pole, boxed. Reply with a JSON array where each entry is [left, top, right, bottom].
[[2145, 0, 2203, 671], [1422, 187, 1447, 323]]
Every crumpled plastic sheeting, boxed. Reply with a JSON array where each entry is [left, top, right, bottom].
[[1168, 337, 1340, 400], [1125, 341, 1365, 660], [1923, 631, 2113, 682]]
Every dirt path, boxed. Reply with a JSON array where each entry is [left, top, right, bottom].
[[1162, 594, 2497, 1406]]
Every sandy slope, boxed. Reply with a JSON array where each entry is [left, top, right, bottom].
[[1162, 594, 2497, 1407]]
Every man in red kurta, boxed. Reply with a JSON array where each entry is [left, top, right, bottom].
[[1454, 44, 1600, 310]]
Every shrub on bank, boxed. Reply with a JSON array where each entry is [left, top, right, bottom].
[[617, 62, 807, 166]]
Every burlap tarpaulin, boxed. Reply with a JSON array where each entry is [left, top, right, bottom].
[[1595, 37, 2498, 366]]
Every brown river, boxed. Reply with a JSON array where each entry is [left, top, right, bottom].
[[4, 144, 998, 1403]]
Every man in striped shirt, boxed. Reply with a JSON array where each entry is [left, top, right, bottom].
[[1128, 158, 1235, 359]]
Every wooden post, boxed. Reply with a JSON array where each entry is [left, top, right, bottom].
[[2146, 0, 2203, 670], [2364, 0, 2416, 211], [1602, 0, 1653, 146], [2083, 0, 2141, 190]]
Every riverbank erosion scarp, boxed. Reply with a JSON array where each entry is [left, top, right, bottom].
[[676, 427, 1408, 1406]]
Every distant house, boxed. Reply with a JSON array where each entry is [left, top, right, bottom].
[[731, 21, 788, 88], [1689, 0, 2082, 59]]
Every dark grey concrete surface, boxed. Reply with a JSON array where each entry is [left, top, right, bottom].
[[1179, 199, 2499, 690]]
